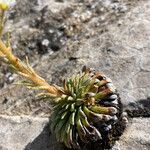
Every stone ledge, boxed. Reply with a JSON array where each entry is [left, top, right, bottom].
[[120, 118, 150, 150], [0, 115, 61, 150], [0, 116, 150, 150]]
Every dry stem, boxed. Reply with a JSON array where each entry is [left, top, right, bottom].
[[0, 39, 62, 97]]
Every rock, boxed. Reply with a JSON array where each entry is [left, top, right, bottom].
[[72, 0, 150, 106], [0, 116, 150, 150], [0, 115, 62, 150], [2, 0, 133, 115], [120, 118, 150, 150]]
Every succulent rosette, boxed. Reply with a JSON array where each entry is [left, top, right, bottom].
[[50, 67, 126, 149]]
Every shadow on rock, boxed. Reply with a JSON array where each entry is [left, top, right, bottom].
[[25, 124, 62, 150], [125, 97, 150, 117]]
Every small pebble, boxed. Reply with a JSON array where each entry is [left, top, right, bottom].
[[42, 39, 49, 46]]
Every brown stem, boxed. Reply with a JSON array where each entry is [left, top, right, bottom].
[[0, 39, 62, 96]]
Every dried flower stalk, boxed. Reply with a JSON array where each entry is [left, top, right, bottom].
[[0, 39, 63, 96]]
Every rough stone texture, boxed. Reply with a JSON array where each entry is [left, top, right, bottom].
[[120, 118, 150, 150], [0, 115, 62, 150], [1, 0, 139, 116], [0, 0, 150, 149], [72, 1, 150, 106], [0, 116, 150, 150]]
